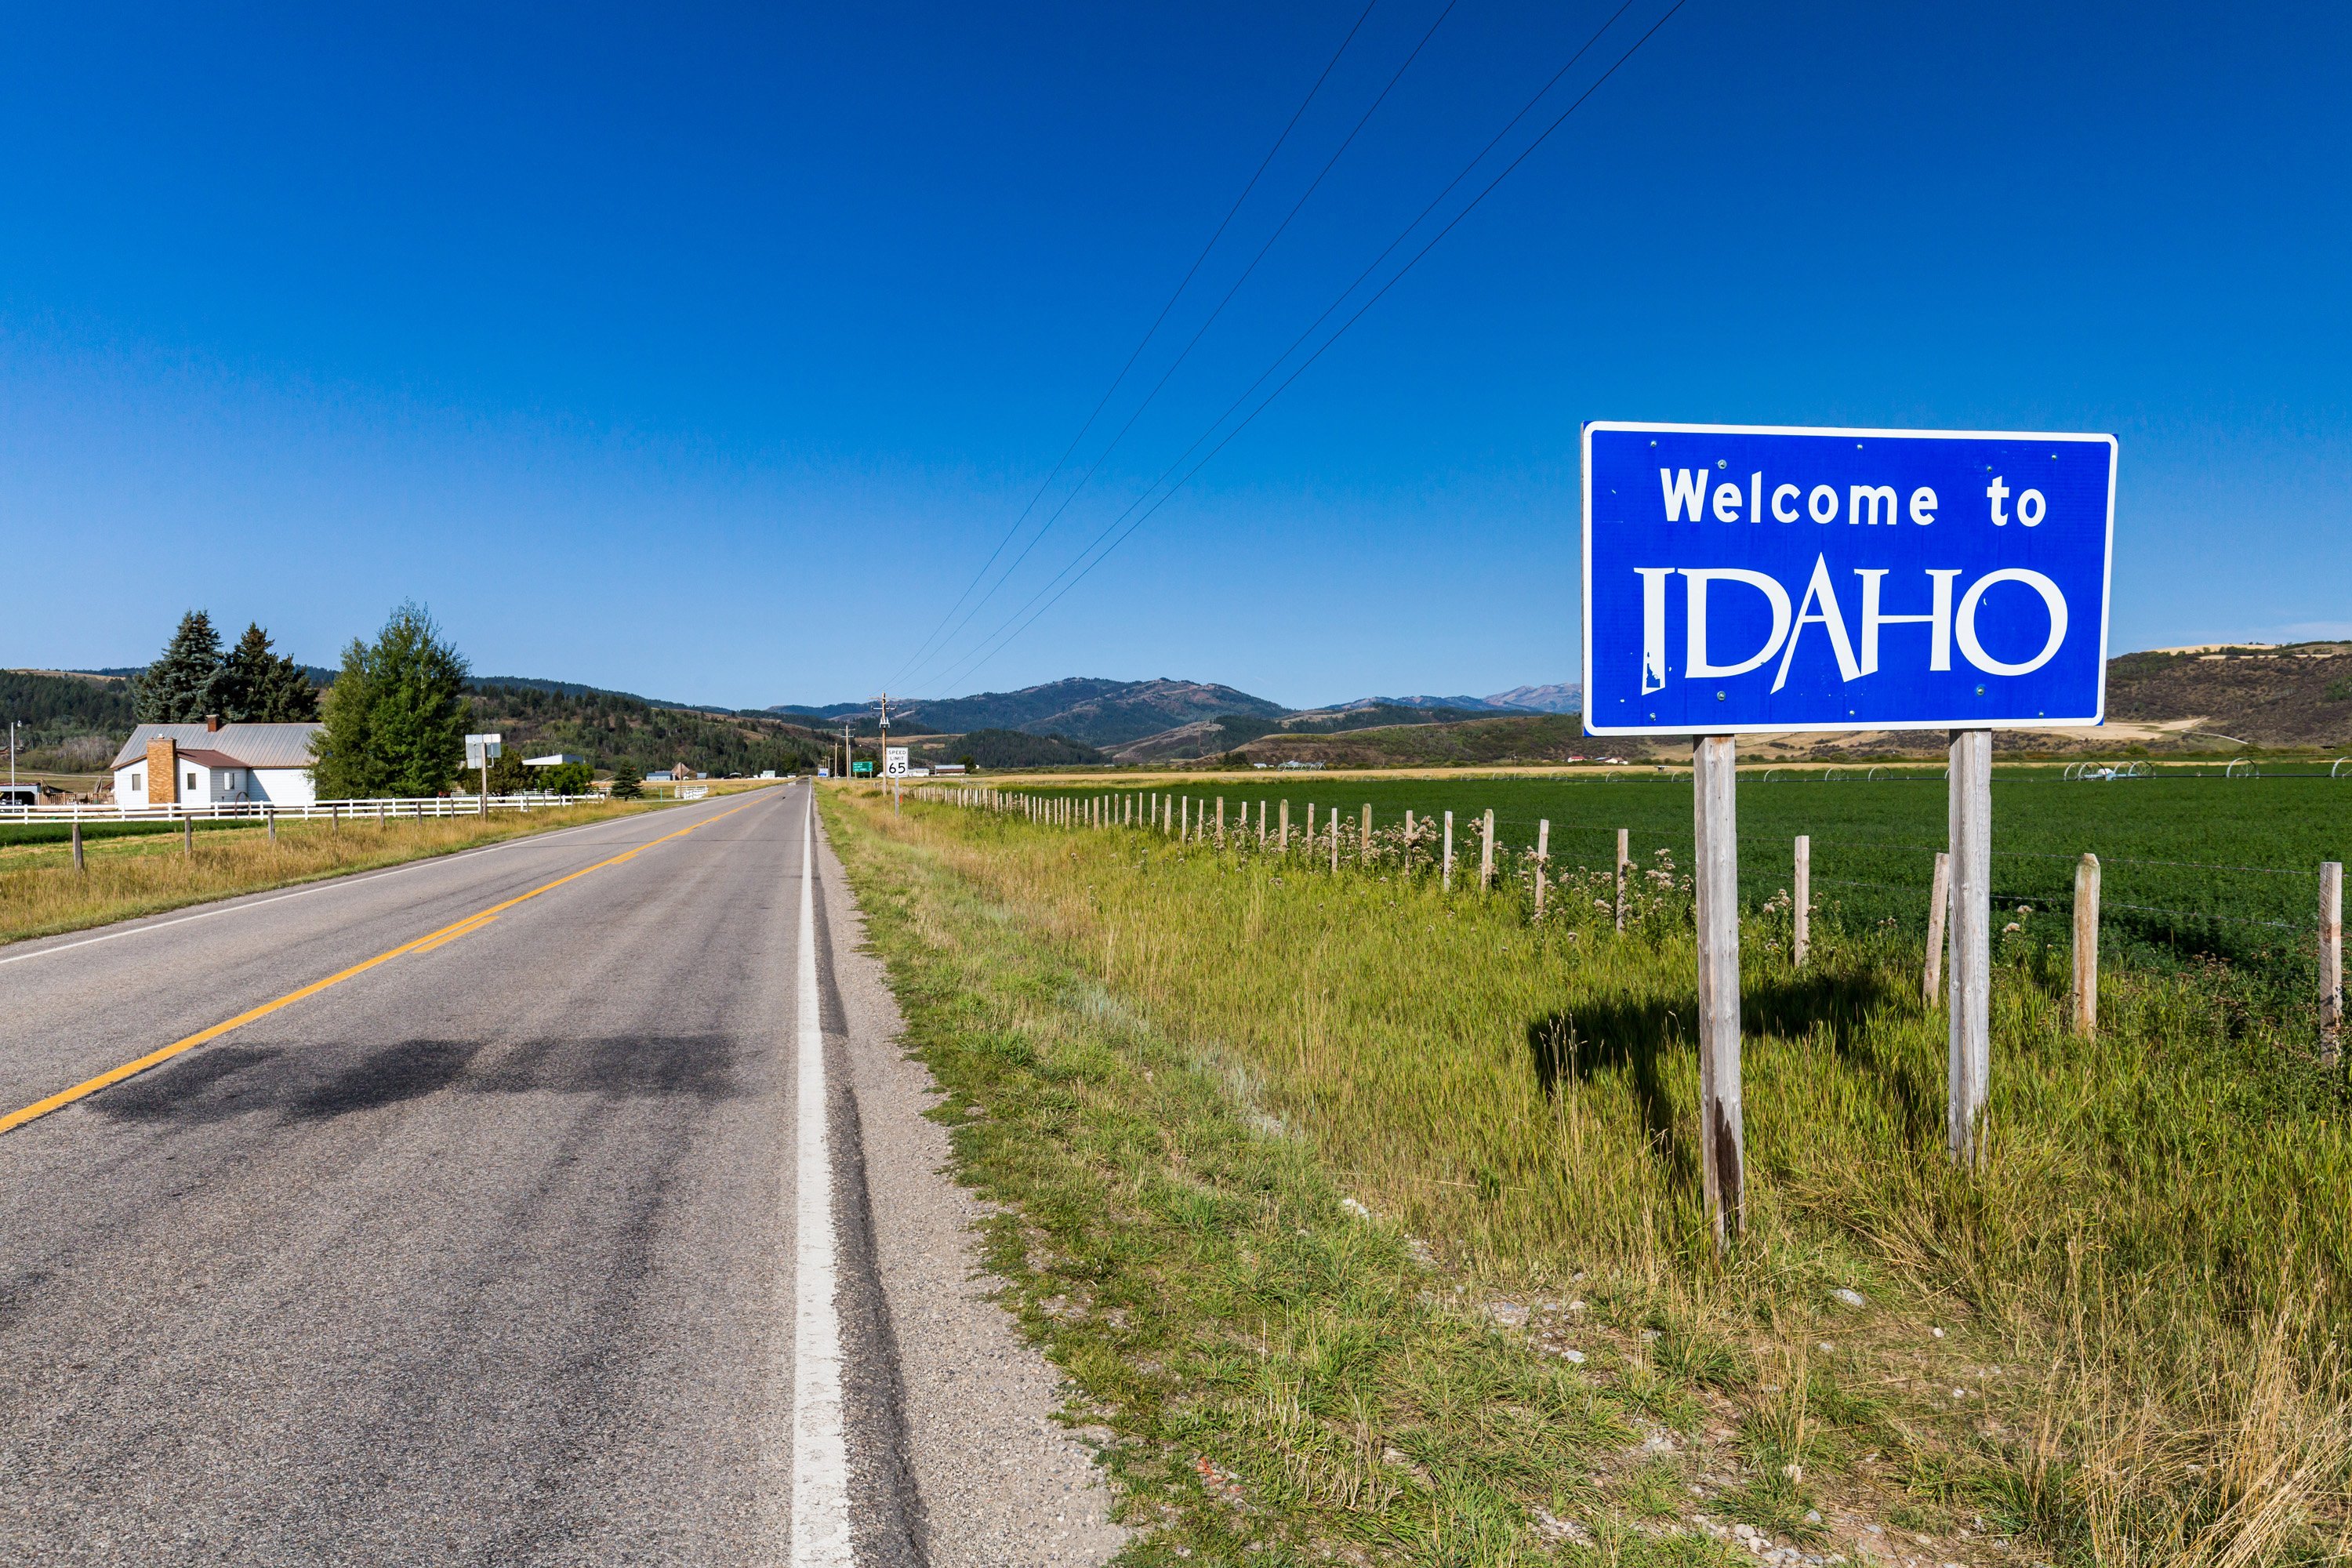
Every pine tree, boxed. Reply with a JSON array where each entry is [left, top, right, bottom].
[[219, 622, 320, 723], [310, 603, 469, 799], [133, 611, 226, 724]]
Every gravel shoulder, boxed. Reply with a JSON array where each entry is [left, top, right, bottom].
[[814, 804, 1127, 1568]]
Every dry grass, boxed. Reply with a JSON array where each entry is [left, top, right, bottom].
[[0, 799, 669, 946], [834, 785, 2352, 1563]]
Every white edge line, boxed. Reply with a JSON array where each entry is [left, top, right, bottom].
[[0, 794, 742, 971], [792, 783, 854, 1565]]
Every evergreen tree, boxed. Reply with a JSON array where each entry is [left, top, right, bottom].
[[310, 602, 470, 799], [133, 611, 226, 723], [218, 622, 321, 723]]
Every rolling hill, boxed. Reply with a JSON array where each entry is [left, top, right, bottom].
[[774, 677, 1287, 748]]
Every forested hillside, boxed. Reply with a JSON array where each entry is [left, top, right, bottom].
[[0, 670, 138, 770], [466, 684, 828, 779]]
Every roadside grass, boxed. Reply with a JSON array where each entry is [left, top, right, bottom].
[[0, 799, 670, 946], [826, 786, 2352, 1566]]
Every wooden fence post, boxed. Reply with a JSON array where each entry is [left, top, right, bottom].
[[1360, 804, 1371, 866], [1306, 803, 1315, 848], [2321, 860, 2343, 1065], [1924, 851, 1951, 1004], [2073, 853, 2101, 1038], [1693, 735, 1745, 1247], [1258, 802, 1266, 848], [183, 811, 192, 856], [1279, 800, 1290, 852], [267, 806, 277, 844], [72, 818, 84, 874], [1614, 829, 1629, 931], [1792, 834, 1810, 965], [1479, 809, 1494, 890], [1442, 811, 1454, 891], [1404, 810, 1414, 871], [1216, 797, 1225, 847], [1330, 813, 1339, 874], [1947, 728, 1994, 1168], [1534, 820, 1550, 916]]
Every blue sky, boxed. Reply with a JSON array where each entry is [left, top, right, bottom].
[[2, 2, 2344, 710]]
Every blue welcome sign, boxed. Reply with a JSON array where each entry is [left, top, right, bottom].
[[1581, 422, 2116, 735]]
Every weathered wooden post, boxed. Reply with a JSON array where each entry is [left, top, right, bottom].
[[1924, 851, 1951, 1004], [1479, 809, 1494, 890], [1257, 802, 1266, 848], [1360, 804, 1371, 866], [1305, 803, 1315, 847], [267, 805, 277, 844], [183, 810, 192, 856], [1329, 812, 1339, 873], [1947, 729, 1993, 1167], [1279, 800, 1290, 852], [1614, 828, 1629, 931], [1403, 810, 1414, 872], [1442, 811, 1454, 891], [2073, 853, 2101, 1038], [2322, 861, 2343, 1065], [1534, 820, 1550, 916], [71, 818, 85, 874], [1693, 735, 1744, 1247], [1792, 834, 1810, 965]]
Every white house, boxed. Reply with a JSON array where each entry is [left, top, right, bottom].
[[112, 720, 325, 808]]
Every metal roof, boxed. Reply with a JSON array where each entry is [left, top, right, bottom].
[[112, 723, 324, 771]]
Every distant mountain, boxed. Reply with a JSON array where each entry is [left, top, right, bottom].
[[1486, 682, 1581, 713], [1354, 693, 1531, 713], [771, 677, 1287, 748]]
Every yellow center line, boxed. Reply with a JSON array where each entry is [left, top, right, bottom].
[[0, 794, 773, 1136]]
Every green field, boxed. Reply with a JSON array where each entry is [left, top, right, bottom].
[[993, 769, 2348, 1009]]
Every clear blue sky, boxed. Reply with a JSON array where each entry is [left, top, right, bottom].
[[2, 2, 2344, 710]]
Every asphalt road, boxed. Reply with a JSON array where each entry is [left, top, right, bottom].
[[0, 783, 1123, 1566]]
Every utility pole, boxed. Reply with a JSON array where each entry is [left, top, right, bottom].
[[873, 692, 898, 814]]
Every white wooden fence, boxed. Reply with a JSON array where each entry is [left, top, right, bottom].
[[0, 794, 597, 827]]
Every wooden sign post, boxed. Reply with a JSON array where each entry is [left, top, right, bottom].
[[1792, 835, 1810, 965], [2073, 853, 2101, 1037], [1947, 729, 1993, 1167], [1693, 736, 1745, 1244]]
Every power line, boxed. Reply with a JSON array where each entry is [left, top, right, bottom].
[[924, 0, 1684, 693], [880, 1, 1380, 693], [898, 0, 1458, 696]]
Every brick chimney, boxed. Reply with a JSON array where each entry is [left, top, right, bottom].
[[205, 713, 222, 733], [147, 736, 179, 804]]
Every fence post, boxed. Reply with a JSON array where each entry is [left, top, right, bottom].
[[1947, 728, 1994, 1168], [1216, 797, 1225, 846], [1924, 851, 1951, 1005], [1360, 804, 1371, 866], [72, 818, 84, 874], [2073, 852, 2101, 1038], [1793, 834, 1810, 965], [1306, 803, 1315, 848], [1479, 809, 1494, 890], [2322, 861, 2343, 1065], [267, 806, 276, 844], [1693, 735, 1745, 1248], [1258, 802, 1266, 848], [1614, 829, 1629, 931], [1442, 811, 1454, 891], [183, 810, 192, 856], [1330, 813, 1339, 874], [1404, 810, 1414, 872], [1534, 820, 1550, 916]]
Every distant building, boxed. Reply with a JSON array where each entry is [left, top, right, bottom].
[[669, 762, 694, 781], [523, 753, 586, 768], [111, 719, 324, 807]]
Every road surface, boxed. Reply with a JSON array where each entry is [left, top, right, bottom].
[[0, 783, 1121, 1566]]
